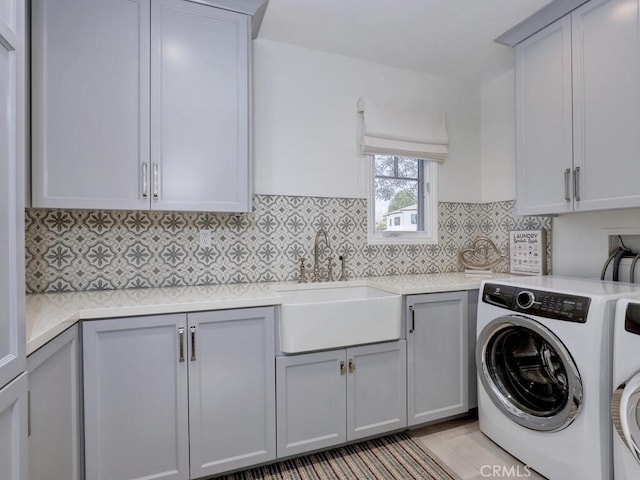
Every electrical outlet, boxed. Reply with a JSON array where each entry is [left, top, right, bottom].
[[199, 229, 212, 248]]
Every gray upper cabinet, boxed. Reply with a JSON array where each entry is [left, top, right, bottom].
[[27, 326, 82, 480], [0, 0, 27, 478], [406, 291, 468, 426], [83, 307, 275, 480], [276, 340, 406, 458], [515, 0, 640, 215], [32, 0, 252, 212], [31, 0, 151, 211], [515, 16, 573, 216], [0, 0, 26, 392], [571, 0, 640, 211], [151, 0, 251, 212]]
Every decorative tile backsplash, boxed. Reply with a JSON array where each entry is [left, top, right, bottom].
[[25, 195, 551, 293]]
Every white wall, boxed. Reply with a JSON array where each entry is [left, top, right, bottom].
[[253, 39, 483, 202], [552, 209, 640, 279], [480, 70, 516, 203]]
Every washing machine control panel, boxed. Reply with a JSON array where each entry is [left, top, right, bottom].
[[483, 283, 591, 323]]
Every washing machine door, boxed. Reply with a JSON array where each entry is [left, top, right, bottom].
[[477, 315, 583, 432], [612, 372, 640, 463]]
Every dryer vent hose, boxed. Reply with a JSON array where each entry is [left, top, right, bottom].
[[601, 237, 637, 282]]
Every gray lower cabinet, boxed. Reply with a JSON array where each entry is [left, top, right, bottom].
[[0, 373, 28, 480], [187, 308, 276, 478], [406, 291, 469, 426], [83, 307, 275, 480], [83, 314, 190, 480], [27, 325, 82, 480], [276, 349, 346, 456], [276, 340, 406, 457], [347, 341, 407, 441], [467, 289, 479, 409]]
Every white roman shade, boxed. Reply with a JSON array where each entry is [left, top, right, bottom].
[[357, 97, 449, 161]]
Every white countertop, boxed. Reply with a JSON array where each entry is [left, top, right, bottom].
[[26, 272, 514, 355]]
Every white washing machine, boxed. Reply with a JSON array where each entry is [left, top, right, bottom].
[[611, 298, 640, 480], [476, 276, 640, 480]]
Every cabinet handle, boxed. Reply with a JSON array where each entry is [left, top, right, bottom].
[[340, 361, 346, 375], [409, 305, 415, 333], [190, 326, 196, 361], [348, 358, 355, 373], [564, 168, 571, 202], [27, 390, 31, 437], [178, 327, 185, 362], [573, 166, 581, 201], [142, 163, 149, 199], [153, 163, 159, 200]]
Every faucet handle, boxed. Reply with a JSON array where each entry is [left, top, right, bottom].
[[298, 257, 307, 283], [327, 257, 334, 282], [338, 255, 347, 281]]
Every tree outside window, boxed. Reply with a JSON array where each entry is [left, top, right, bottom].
[[368, 154, 437, 244]]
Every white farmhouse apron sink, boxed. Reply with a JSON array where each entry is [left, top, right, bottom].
[[277, 285, 402, 353]]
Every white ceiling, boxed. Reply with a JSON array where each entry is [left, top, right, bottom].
[[258, 0, 553, 84]]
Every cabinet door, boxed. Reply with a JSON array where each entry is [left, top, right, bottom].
[[187, 307, 275, 478], [31, 0, 150, 209], [407, 291, 468, 426], [346, 341, 406, 441], [151, 0, 251, 212], [0, 0, 25, 391], [467, 289, 479, 410], [27, 326, 81, 480], [83, 315, 189, 480], [515, 16, 573, 215], [276, 350, 346, 457], [0, 373, 27, 480], [572, 0, 640, 211]]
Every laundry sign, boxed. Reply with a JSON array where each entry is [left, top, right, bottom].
[[509, 229, 546, 275]]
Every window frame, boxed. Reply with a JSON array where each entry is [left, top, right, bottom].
[[366, 154, 438, 245]]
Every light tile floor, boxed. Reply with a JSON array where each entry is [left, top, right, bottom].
[[411, 415, 547, 480]]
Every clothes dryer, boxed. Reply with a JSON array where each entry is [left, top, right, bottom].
[[611, 298, 640, 480], [476, 276, 640, 480]]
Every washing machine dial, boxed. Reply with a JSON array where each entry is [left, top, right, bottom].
[[516, 290, 536, 310]]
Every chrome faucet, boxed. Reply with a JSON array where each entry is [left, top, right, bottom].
[[313, 229, 331, 282]]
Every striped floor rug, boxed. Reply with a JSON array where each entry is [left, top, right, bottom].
[[219, 432, 461, 480]]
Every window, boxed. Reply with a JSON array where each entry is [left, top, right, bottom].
[[368, 154, 438, 244], [357, 97, 445, 244]]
